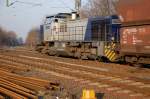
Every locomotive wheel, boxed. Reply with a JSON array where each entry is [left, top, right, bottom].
[[97, 56, 110, 63], [48, 50, 56, 56], [74, 52, 81, 59], [132, 63, 143, 67], [81, 55, 88, 60], [41, 48, 49, 54], [87, 54, 97, 60], [55, 52, 60, 57], [35, 46, 44, 52]]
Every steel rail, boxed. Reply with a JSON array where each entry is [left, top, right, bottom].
[[0, 87, 28, 99], [0, 74, 47, 91], [0, 81, 36, 99], [0, 69, 59, 92], [0, 78, 35, 94]]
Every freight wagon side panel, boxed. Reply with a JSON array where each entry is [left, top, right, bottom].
[[117, 0, 150, 23], [121, 25, 150, 56]]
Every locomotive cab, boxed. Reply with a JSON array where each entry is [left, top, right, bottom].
[[44, 13, 71, 41]]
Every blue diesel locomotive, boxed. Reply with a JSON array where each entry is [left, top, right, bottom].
[[37, 13, 120, 61]]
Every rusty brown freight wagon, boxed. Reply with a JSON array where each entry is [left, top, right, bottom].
[[120, 25, 150, 64], [117, 0, 150, 23], [117, 0, 150, 64]]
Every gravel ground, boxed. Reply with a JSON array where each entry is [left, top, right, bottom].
[[0, 47, 150, 99]]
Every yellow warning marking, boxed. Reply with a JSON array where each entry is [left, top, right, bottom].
[[104, 43, 117, 61], [104, 49, 108, 53], [109, 53, 116, 61], [81, 89, 96, 99], [105, 50, 112, 56], [107, 52, 114, 59]]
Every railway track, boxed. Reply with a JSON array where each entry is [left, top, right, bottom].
[[0, 50, 150, 99], [0, 64, 60, 98]]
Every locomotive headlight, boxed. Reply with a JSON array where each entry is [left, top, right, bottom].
[[111, 37, 115, 41]]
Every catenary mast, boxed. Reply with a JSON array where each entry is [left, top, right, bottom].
[[75, 0, 81, 15]]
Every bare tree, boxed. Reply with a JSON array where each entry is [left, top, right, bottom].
[[25, 28, 40, 47], [0, 27, 20, 47], [80, 0, 119, 18]]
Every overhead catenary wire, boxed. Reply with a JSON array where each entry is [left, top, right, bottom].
[[6, 0, 74, 11], [6, 0, 42, 7], [15, 1, 42, 6], [6, 0, 75, 17], [58, 0, 74, 11]]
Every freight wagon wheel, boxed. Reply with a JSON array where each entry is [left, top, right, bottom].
[[41, 48, 49, 54], [35, 46, 43, 52], [55, 52, 60, 57]]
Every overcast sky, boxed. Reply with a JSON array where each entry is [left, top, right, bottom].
[[0, 0, 87, 40]]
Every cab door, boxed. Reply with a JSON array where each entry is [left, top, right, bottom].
[[51, 19, 59, 41]]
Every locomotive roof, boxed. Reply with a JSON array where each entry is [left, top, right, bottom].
[[46, 13, 71, 19], [88, 15, 119, 21]]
